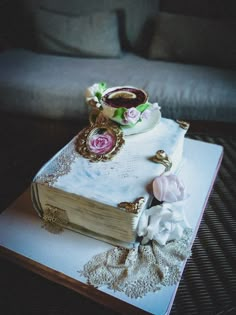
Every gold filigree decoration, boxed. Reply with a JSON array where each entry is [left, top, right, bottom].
[[118, 197, 145, 214], [35, 141, 77, 186], [42, 205, 69, 234], [151, 150, 172, 172], [75, 113, 125, 162], [176, 120, 190, 130]]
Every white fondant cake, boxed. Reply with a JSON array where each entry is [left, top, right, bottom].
[[31, 119, 187, 246], [31, 84, 189, 247]]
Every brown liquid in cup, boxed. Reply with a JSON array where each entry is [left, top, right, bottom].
[[102, 87, 147, 109]]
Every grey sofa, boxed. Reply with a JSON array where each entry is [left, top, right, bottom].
[[0, 0, 236, 123]]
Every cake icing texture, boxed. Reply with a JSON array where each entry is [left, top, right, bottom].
[[31, 83, 190, 248]]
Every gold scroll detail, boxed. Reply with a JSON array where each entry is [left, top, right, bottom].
[[89, 109, 106, 125], [42, 205, 69, 233], [151, 150, 172, 172], [176, 120, 190, 130], [118, 197, 145, 214]]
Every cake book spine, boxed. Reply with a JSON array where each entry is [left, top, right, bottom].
[[31, 182, 143, 247]]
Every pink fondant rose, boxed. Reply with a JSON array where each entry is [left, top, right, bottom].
[[153, 174, 188, 203], [88, 131, 115, 155], [123, 107, 141, 125]]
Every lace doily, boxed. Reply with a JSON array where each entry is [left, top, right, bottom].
[[35, 140, 77, 186], [80, 229, 192, 299]]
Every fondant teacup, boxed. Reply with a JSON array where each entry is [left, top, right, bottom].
[[101, 86, 148, 126], [85, 83, 161, 135]]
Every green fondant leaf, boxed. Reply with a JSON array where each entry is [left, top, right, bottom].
[[95, 91, 102, 101], [99, 82, 107, 91], [136, 103, 150, 112], [113, 107, 126, 119]]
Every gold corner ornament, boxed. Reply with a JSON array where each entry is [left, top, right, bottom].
[[76, 112, 125, 162], [42, 205, 69, 233], [176, 120, 190, 130], [118, 197, 145, 214], [151, 150, 172, 172]]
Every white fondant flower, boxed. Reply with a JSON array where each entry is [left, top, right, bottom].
[[153, 174, 188, 203], [137, 200, 190, 245], [141, 109, 152, 120], [88, 131, 115, 155], [151, 102, 161, 111], [123, 107, 141, 125], [85, 82, 107, 108]]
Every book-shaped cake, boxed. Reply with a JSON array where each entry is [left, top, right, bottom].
[[31, 83, 189, 247]]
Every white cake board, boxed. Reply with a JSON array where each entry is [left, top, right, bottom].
[[0, 138, 223, 315]]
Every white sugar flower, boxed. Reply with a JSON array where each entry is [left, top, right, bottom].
[[141, 109, 151, 120], [85, 82, 107, 108], [137, 200, 191, 246], [151, 102, 161, 111]]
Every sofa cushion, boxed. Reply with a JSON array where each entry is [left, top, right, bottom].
[[148, 12, 236, 68], [0, 49, 236, 122], [27, 0, 160, 54], [34, 9, 121, 58]]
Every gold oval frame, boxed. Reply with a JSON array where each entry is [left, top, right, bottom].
[[75, 121, 125, 162]]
